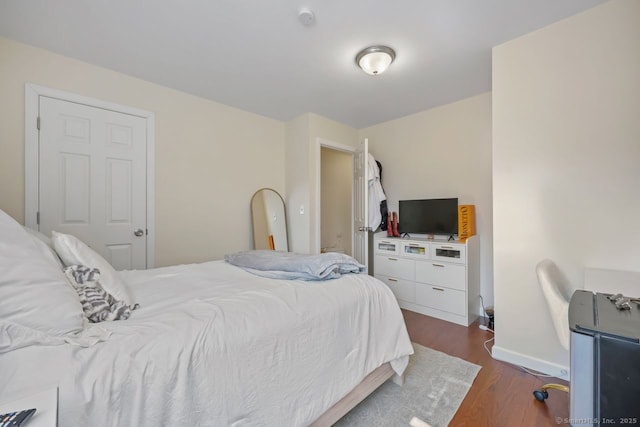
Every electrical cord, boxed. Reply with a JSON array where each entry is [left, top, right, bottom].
[[477, 314, 561, 379], [520, 366, 556, 378], [482, 335, 495, 357], [478, 295, 494, 358]]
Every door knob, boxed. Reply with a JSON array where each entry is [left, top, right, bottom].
[[134, 228, 144, 237]]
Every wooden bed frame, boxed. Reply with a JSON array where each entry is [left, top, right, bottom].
[[309, 362, 405, 426]]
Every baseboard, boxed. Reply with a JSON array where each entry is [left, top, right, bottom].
[[491, 345, 569, 381], [399, 301, 477, 326]]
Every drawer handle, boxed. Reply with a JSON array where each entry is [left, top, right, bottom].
[[432, 287, 445, 292], [432, 263, 445, 268], [387, 278, 398, 282], [388, 257, 398, 261], [440, 246, 454, 249], [407, 244, 420, 247]]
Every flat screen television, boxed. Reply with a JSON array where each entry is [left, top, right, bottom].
[[398, 198, 458, 235]]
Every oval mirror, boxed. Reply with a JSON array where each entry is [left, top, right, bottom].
[[251, 188, 289, 251]]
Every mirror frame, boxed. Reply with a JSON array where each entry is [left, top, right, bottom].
[[250, 188, 289, 251]]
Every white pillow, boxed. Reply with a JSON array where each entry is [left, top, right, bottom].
[[0, 209, 84, 338], [51, 231, 134, 306], [23, 226, 64, 268]]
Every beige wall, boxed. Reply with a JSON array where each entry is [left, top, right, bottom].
[[285, 113, 358, 254], [309, 114, 359, 253], [320, 147, 353, 255], [284, 114, 311, 253], [360, 93, 493, 307], [0, 37, 285, 267], [492, 0, 640, 377]]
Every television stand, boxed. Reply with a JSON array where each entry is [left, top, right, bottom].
[[373, 234, 480, 327], [447, 235, 455, 241]]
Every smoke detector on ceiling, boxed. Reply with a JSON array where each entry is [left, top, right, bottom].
[[298, 8, 315, 26]]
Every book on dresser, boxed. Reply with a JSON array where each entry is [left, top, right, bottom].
[[373, 233, 480, 326]]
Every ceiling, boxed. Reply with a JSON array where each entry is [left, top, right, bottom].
[[0, 0, 606, 128]]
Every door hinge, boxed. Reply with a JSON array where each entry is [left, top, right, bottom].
[[36, 211, 40, 225], [146, 228, 149, 235], [37, 116, 40, 130]]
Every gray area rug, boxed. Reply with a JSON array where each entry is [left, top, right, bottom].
[[335, 343, 481, 427]]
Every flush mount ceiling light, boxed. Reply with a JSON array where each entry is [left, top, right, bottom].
[[355, 45, 396, 76]]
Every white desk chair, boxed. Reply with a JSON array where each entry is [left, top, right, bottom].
[[533, 259, 571, 401]]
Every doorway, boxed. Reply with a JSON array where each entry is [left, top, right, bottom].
[[319, 142, 354, 256]]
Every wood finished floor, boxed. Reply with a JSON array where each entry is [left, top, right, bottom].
[[402, 309, 569, 427]]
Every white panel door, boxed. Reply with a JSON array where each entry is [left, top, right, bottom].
[[38, 96, 148, 270], [353, 138, 369, 272]]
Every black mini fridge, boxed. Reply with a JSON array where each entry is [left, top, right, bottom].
[[569, 290, 640, 426]]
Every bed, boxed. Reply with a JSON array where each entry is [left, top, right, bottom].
[[0, 209, 413, 426]]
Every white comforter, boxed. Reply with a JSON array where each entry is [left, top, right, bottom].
[[0, 260, 413, 426]]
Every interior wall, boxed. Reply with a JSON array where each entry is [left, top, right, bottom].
[[308, 114, 359, 253], [0, 37, 285, 267], [320, 147, 353, 255], [492, 0, 640, 376], [360, 93, 493, 308], [284, 115, 311, 254], [285, 113, 358, 254]]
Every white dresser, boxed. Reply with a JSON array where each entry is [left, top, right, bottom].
[[373, 233, 480, 326]]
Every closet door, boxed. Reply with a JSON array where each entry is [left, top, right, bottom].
[[38, 96, 148, 270]]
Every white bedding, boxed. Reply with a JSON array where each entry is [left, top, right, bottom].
[[0, 260, 413, 426]]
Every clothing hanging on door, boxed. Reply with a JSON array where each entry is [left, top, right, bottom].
[[368, 153, 387, 232], [376, 160, 389, 231]]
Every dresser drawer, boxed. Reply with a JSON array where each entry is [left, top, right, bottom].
[[374, 255, 414, 281], [415, 261, 465, 291], [377, 275, 415, 303], [375, 238, 400, 255], [401, 241, 430, 260], [430, 243, 466, 264], [415, 284, 466, 316]]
